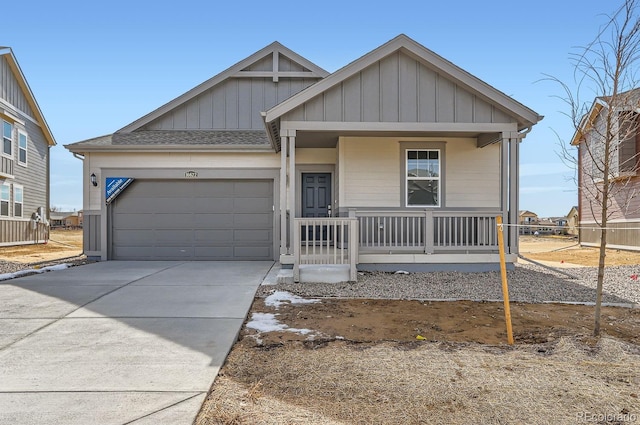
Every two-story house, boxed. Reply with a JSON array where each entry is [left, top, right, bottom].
[[0, 47, 56, 246], [571, 88, 640, 250]]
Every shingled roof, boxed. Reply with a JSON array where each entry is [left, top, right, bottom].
[[66, 130, 271, 152]]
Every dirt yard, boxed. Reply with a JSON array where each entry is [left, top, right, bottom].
[[0, 229, 83, 264], [197, 236, 640, 424]]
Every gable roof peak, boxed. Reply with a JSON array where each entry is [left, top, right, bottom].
[[117, 41, 328, 133], [0, 47, 56, 146], [264, 33, 542, 132]]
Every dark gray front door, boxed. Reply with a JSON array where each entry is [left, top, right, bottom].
[[302, 173, 332, 218]]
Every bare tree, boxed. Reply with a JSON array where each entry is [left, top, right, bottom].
[[555, 0, 640, 336]]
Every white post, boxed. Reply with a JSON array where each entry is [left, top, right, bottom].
[[349, 218, 358, 282], [500, 135, 509, 232], [288, 132, 296, 258], [509, 136, 519, 254], [425, 210, 434, 254], [280, 135, 288, 255]]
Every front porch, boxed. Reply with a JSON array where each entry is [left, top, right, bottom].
[[283, 210, 516, 282]]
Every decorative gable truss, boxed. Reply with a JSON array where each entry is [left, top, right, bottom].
[[119, 43, 329, 136]]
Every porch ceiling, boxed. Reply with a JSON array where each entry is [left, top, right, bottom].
[[294, 129, 499, 148]]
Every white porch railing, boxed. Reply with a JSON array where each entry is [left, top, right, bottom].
[[351, 209, 501, 253], [293, 218, 359, 282]]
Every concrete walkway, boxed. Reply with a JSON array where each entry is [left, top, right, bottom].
[[0, 261, 273, 425]]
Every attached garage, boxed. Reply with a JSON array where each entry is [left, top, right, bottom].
[[109, 179, 274, 260]]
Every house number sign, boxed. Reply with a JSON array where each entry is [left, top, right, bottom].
[[185, 171, 198, 178]]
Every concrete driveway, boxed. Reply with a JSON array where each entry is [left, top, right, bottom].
[[0, 261, 274, 425]]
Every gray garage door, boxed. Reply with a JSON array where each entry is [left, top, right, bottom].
[[110, 179, 273, 260]]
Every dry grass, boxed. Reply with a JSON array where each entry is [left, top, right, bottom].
[[520, 235, 640, 266], [0, 229, 83, 263], [197, 337, 640, 425]]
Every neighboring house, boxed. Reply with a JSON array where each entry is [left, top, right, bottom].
[[571, 88, 640, 251], [0, 47, 55, 246], [50, 211, 81, 228], [549, 217, 568, 235], [65, 35, 542, 275], [566, 206, 579, 236], [518, 210, 538, 235]]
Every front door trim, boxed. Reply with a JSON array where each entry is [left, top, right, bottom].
[[294, 164, 335, 217]]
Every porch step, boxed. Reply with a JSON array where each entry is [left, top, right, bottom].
[[277, 265, 351, 284]]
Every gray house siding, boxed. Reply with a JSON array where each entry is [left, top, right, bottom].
[[0, 49, 54, 246], [283, 51, 514, 124], [11, 118, 49, 219], [142, 77, 318, 131], [0, 56, 34, 117]]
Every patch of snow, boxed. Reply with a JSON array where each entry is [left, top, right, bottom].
[[264, 291, 320, 309], [394, 270, 410, 274], [246, 312, 314, 336], [0, 263, 70, 282]]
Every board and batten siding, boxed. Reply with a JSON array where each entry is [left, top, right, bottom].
[[282, 51, 513, 124], [338, 137, 500, 209], [0, 55, 34, 117], [142, 77, 318, 131]]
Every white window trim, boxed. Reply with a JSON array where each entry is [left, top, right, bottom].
[[13, 184, 23, 218], [0, 182, 10, 217], [405, 148, 441, 208], [2, 120, 13, 159], [17, 130, 27, 166]]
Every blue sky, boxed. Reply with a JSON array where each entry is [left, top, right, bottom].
[[2, 1, 617, 216]]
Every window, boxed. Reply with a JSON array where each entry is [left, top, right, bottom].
[[14, 185, 23, 217], [18, 131, 27, 165], [0, 183, 9, 216], [2, 121, 12, 157], [406, 149, 440, 207]]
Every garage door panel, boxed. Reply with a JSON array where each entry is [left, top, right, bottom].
[[112, 229, 155, 244], [112, 214, 153, 229], [234, 229, 271, 242], [194, 229, 234, 242], [191, 213, 234, 227], [193, 197, 234, 212], [193, 246, 235, 258], [234, 246, 272, 258], [193, 181, 235, 196], [154, 229, 196, 243], [153, 246, 196, 258], [111, 179, 273, 260], [234, 197, 272, 210], [234, 213, 272, 227], [234, 181, 272, 196]]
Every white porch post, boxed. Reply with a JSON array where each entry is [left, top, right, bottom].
[[509, 136, 519, 254], [280, 135, 288, 255], [288, 131, 296, 258], [500, 134, 509, 226]]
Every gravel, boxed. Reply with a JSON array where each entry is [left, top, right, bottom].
[[0, 257, 93, 279], [3, 257, 638, 306], [260, 263, 640, 306]]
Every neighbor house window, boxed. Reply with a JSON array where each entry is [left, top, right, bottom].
[[0, 183, 9, 216], [2, 121, 12, 157], [406, 149, 441, 206], [18, 130, 27, 165], [14, 185, 23, 217]]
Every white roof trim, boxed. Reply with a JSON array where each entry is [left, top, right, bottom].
[[118, 42, 329, 133], [265, 34, 542, 127]]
